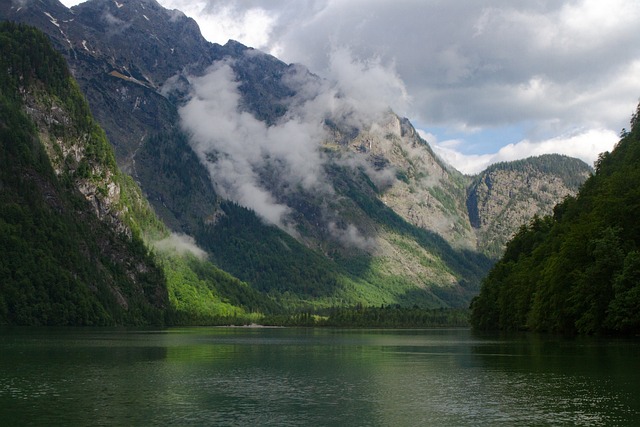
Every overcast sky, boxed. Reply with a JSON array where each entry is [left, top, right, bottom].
[[60, 0, 640, 174]]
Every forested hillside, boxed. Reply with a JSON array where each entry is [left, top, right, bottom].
[[0, 22, 167, 324], [0, 0, 593, 318], [0, 23, 280, 325], [470, 106, 640, 335]]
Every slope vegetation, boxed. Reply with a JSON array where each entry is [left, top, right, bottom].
[[0, 0, 590, 310], [0, 23, 278, 325], [0, 22, 166, 324], [471, 107, 640, 335]]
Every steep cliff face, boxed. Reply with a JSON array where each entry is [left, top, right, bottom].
[[24, 90, 131, 236], [0, 22, 168, 325], [351, 115, 474, 248], [467, 155, 592, 257], [1, 1, 591, 309]]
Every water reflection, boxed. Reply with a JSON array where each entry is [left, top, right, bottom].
[[0, 327, 638, 426], [467, 332, 640, 425]]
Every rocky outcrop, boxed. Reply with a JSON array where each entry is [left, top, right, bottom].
[[339, 113, 475, 248], [23, 91, 132, 237], [467, 155, 592, 257], [1, 1, 593, 308]]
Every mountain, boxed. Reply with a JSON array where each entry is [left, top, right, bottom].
[[0, 22, 282, 325], [467, 154, 591, 257], [0, 22, 167, 325], [470, 108, 640, 335], [1, 0, 591, 311]]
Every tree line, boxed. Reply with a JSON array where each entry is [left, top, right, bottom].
[[470, 104, 640, 335]]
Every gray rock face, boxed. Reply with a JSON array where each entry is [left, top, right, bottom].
[[2, 0, 593, 306], [467, 155, 592, 257]]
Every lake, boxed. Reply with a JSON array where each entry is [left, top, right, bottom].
[[0, 327, 638, 426]]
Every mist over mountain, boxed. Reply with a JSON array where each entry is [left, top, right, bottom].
[[1, 0, 593, 310]]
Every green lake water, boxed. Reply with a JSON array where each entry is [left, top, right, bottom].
[[0, 327, 638, 426]]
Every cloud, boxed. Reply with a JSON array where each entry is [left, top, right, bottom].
[[328, 222, 376, 252], [176, 49, 405, 242], [152, 233, 208, 259], [177, 57, 343, 228], [335, 153, 396, 191], [11, 0, 32, 7], [325, 47, 410, 122], [59, 0, 85, 6], [151, 0, 278, 50], [101, 10, 132, 33], [426, 128, 619, 175], [178, 60, 298, 227], [154, 0, 640, 169]]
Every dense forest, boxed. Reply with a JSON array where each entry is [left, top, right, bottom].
[[0, 23, 467, 327], [470, 106, 640, 335], [0, 22, 167, 325], [0, 23, 279, 326]]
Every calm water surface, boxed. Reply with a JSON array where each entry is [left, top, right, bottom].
[[0, 327, 638, 426]]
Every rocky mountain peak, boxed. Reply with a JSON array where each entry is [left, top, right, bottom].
[[467, 154, 592, 257], [70, 0, 214, 85], [1, 2, 593, 309]]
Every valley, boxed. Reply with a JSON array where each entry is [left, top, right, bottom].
[[0, 0, 594, 324]]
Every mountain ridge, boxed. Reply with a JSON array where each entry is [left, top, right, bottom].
[[1, 0, 593, 311]]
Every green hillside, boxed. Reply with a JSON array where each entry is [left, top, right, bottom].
[[470, 106, 640, 335], [0, 22, 166, 325], [0, 23, 278, 325]]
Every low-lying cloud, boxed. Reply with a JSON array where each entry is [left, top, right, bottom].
[[153, 233, 208, 259], [328, 222, 376, 252], [174, 43, 411, 235], [178, 59, 328, 228]]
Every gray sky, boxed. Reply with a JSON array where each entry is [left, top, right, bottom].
[[60, 0, 640, 173]]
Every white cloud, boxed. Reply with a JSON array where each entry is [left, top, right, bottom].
[[178, 60, 302, 227], [152, 0, 640, 168], [59, 0, 86, 6], [153, 0, 277, 50], [426, 128, 619, 175], [177, 53, 400, 229], [326, 47, 410, 122], [152, 233, 208, 259], [328, 222, 376, 252]]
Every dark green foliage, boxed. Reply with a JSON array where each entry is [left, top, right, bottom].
[[319, 306, 469, 328], [471, 104, 640, 335], [0, 22, 69, 103], [198, 201, 342, 301], [473, 154, 592, 191], [0, 23, 167, 325], [260, 306, 469, 328], [0, 102, 166, 325]]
